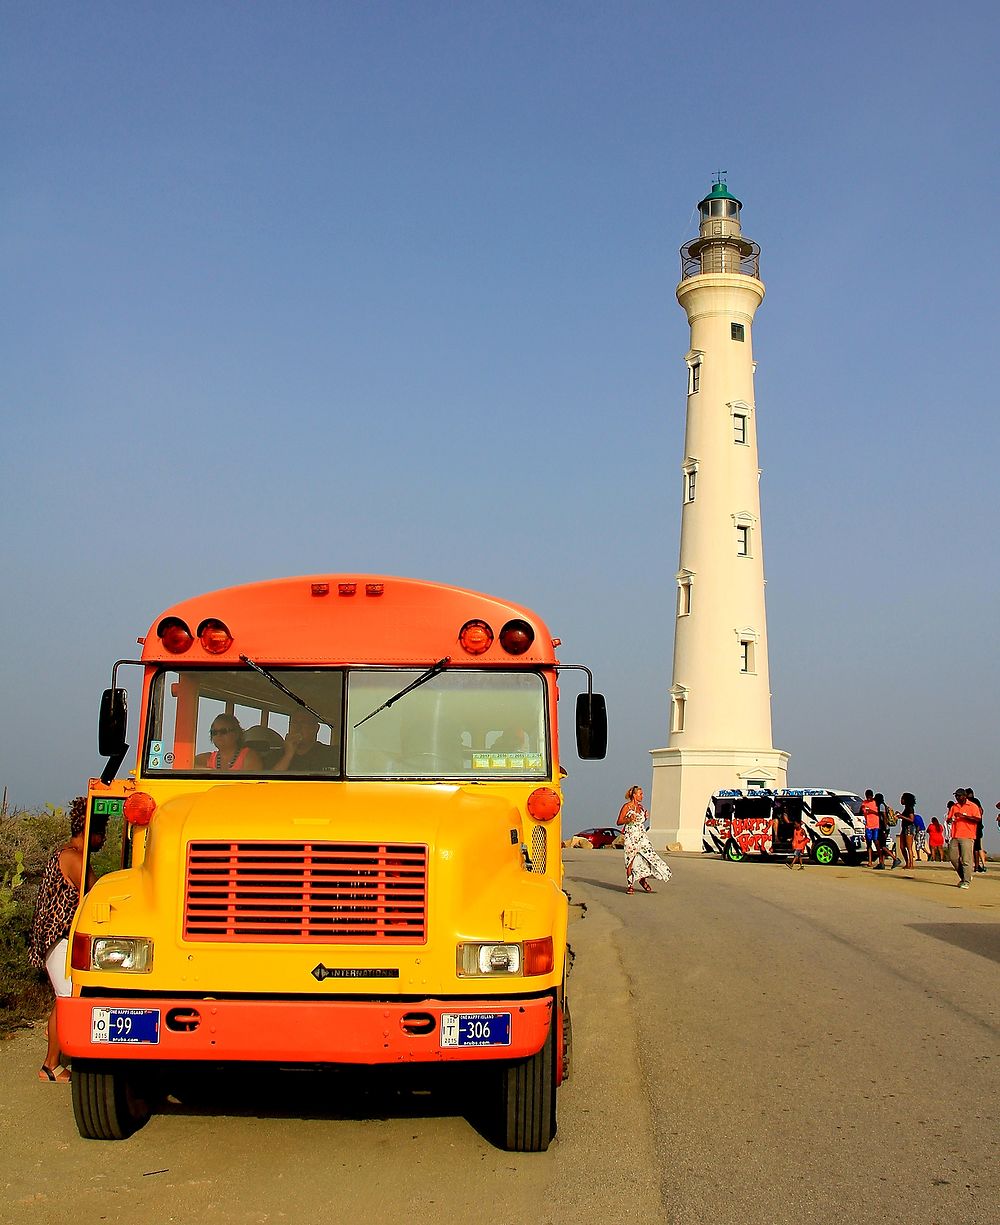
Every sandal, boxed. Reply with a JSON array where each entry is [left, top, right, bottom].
[[626, 885, 635, 894], [640, 879, 654, 893], [39, 1064, 71, 1083]]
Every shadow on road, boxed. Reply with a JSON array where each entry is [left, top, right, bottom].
[[155, 1063, 496, 1139], [564, 875, 630, 895], [908, 923, 1000, 964]]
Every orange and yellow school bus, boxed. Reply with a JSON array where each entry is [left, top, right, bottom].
[[61, 575, 607, 1151]]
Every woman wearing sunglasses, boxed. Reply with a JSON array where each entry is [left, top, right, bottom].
[[195, 716, 265, 771]]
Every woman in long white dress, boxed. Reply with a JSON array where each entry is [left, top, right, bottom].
[[617, 785, 672, 894]]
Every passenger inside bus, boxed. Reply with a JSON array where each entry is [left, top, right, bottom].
[[194, 716, 266, 771], [488, 725, 535, 752], [271, 710, 339, 773]]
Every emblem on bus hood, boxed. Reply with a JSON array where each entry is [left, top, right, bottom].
[[311, 964, 400, 981]]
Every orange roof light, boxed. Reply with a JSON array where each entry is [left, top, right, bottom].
[[365, 583, 384, 597], [499, 619, 534, 655], [459, 619, 494, 655], [157, 618, 193, 654], [338, 583, 357, 596], [311, 583, 330, 597], [197, 619, 233, 655], [123, 792, 157, 826], [527, 788, 561, 821]]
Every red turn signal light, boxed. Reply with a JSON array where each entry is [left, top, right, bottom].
[[523, 936, 554, 976], [527, 788, 561, 821], [198, 619, 233, 654], [499, 619, 534, 655], [71, 931, 92, 971], [157, 618, 193, 654], [459, 619, 494, 655], [123, 792, 156, 826]]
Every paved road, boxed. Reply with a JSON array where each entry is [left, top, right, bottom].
[[2, 856, 997, 1224]]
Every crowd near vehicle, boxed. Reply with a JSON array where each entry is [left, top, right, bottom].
[[574, 827, 620, 849], [61, 575, 607, 1151], [703, 788, 865, 865]]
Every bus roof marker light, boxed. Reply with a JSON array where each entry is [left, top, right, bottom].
[[311, 583, 330, 597], [499, 619, 534, 655], [527, 788, 561, 821], [197, 619, 233, 655], [338, 583, 357, 596], [459, 619, 494, 655], [157, 618, 194, 654], [123, 792, 156, 826], [365, 583, 384, 597]]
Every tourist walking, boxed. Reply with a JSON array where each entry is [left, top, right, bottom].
[[897, 792, 917, 870], [27, 797, 108, 1082], [617, 785, 672, 895], [947, 788, 979, 890], [927, 817, 946, 861], [789, 817, 809, 870], [874, 792, 900, 870], [965, 788, 986, 873], [861, 790, 880, 867]]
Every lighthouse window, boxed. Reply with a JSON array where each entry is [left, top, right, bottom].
[[690, 363, 700, 394], [731, 323, 745, 342], [670, 693, 686, 734], [686, 471, 696, 502], [736, 525, 751, 556], [733, 413, 747, 445], [739, 640, 755, 674], [677, 576, 692, 616]]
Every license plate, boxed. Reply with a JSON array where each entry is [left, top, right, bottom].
[[440, 1012, 511, 1047], [91, 1007, 160, 1045]]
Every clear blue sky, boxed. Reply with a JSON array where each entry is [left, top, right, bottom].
[[2, 2, 998, 847]]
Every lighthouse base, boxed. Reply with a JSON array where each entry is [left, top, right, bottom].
[[648, 745, 790, 852]]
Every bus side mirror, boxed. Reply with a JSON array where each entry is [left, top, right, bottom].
[[576, 692, 607, 760], [99, 688, 128, 756], [99, 688, 130, 784]]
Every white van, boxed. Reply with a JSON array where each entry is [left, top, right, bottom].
[[703, 788, 865, 865]]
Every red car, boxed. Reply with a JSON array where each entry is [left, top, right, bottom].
[[576, 827, 620, 849]]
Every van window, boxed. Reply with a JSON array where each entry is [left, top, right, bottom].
[[811, 796, 849, 818], [734, 798, 771, 821]]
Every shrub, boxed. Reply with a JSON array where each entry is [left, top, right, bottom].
[[0, 803, 124, 1035]]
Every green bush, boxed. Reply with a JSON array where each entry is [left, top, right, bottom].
[[0, 803, 125, 1035]]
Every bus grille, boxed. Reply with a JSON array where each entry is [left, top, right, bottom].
[[183, 841, 428, 944]]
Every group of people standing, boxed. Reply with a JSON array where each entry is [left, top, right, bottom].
[[861, 786, 993, 889]]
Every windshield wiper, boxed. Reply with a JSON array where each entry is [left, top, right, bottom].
[[353, 657, 450, 729], [240, 654, 337, 728]]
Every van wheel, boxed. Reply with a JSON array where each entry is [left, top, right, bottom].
[[72, 1061, 152, 1140], [724, 839, 745, 862], [812, 840, 840, 866], [496, 1014, 557, 1152]]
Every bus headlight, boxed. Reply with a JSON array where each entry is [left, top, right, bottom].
[[457, 942, 522, 976], [91, 937, 154, 973]]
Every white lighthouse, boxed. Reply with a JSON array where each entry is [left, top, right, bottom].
[[650, 179, 789, 851]]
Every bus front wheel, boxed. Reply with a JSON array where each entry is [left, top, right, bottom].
[[497, 1014, 557, 1152], [72, 1061, 152, 1140]]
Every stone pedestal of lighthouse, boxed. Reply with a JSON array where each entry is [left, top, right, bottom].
[[650, 181, 788, 851]]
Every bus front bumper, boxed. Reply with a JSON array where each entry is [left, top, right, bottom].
[[58, 993, 554, 1064]]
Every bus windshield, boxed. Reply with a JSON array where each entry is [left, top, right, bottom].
[[144, 667, 549, 781]]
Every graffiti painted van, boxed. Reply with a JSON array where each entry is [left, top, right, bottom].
[[703, 789, 865, 865]]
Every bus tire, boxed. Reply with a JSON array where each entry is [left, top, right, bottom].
[[812, 839, 840, 866], [498, 1013, 557, 1152], [561, 996, 573, 1083], [723, 839, 745, 863], [72, 1061, 152, 1140]]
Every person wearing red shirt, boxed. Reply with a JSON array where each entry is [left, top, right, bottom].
[[948, 788, 980, 890]]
